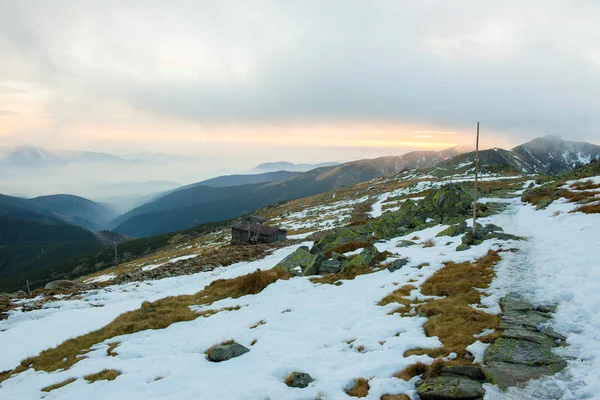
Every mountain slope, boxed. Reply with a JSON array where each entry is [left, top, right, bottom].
[[29, 194, 118, 231], [112, 147, 469, 237], [439, 136, 600, 175], [252, 161, 340, 173], [176, 170, 300, 190]]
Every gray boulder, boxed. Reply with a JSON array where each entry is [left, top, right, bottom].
[[341, 245, 381, 272], [319, 259, 342, 274], [415, 376, 485, 399], [44, 280, 86, 291], [207, 343, 250, 362], [274, 246, 324, 276], [440, 365, 485, 381], [387, 258, 408, 272], [287, 372, 314, 388]]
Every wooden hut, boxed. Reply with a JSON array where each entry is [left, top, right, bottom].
[[231, 217, 287, 245]]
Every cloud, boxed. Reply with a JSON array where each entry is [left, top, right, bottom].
[[0, 0, 599, 150]]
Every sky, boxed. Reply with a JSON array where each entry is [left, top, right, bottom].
[[1, 0, 600, 165]]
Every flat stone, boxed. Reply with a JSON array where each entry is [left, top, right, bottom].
[[500, 293, 534, 313], [207, 343, 250, 362], [485, 338, 565, 367], [537, 327, 567, 343], [397, 240, 417, 248], [500, 311, 550, 329], [440, 365, 485, 381], [483, 361, 566, 391], [416, 376, 485, 399], [503, 329, 558, 347], [536, 304, 558, 314]]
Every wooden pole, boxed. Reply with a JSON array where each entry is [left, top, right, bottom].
[[472, 122, 480, 237], [26, 279, 31, 295]]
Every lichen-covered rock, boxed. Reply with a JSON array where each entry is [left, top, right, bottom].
[[207, 343, 250, 362], [436, 221, 469, 237], [483, 361, 565, 391], [397, 240, 417, 247], [342, 245, 381, 272], [274, 246, 323, 276], [415, 376, 485, 399], [387, 258, 408, 272], [440, 365, 485, 381], [456, 243, 470, 252], [461, 232, 483, 246], [485, 338, 565, 367], [319, 259, 342, 274], [287, 372, 314, 388]]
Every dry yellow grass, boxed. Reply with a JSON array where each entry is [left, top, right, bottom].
[[3, 269, 289, 381], [84, 369, 121, 383], [41, 378, 77, 392], [400, 250, 502, 359], [323, 241, 373, 258], [309, 266, 377, 285], [284, 373, 295, 387], [249, 320, 266, 329], [380, 394, 410, 400], [421, 239, 435, 248], [106, 342, 119, 357], [572, 203, 600, 214], [346, 378, 370, 398], [204, 339, 235, 356], [197, 306, 241, 318]]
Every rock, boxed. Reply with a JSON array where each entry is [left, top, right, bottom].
[[274, 246, 323, 276], [502, 328, 558, 347], [483, 361, 565, 391], [456, 244, 470, 252], [330, 252, 348, 262], [485, 338, 565, 368], [482, 224, 504, 235], [436, 221, 469, 237], [319, 259, 342, 274], [287, 372, 314, 388], [44, 280, 86, 291], [440, 365, 485, 381], [500, 293, 534, 313], [342, 245, 381, 272], [537, 327, 566, 343], [207, 343, 250, 362], [499, 311, 551, 330], [536, 304, 558, 314], [485, 232, 522, 241], [387, 258, 409, 272], [397, 240, 417, 247], [461, 232, 483, 246], [415, 376, 485, 399]]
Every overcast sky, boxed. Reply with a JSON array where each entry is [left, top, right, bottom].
[[1, 0, 599, 164]]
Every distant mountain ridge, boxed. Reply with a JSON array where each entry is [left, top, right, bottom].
[[439, 136, 600, 175], [174, 170, 300, 191], [0, 146, 149, 168], [110, 146, 471, 237], [252, 161, 340, 173]]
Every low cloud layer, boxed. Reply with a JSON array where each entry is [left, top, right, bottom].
[[0, 0, 599, 158]]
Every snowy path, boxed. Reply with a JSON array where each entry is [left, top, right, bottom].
[[481, 194, 600, 399]]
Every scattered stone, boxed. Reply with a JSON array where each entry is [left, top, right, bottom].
[[483, 361, 565, 391], [436, 221, 469, 237], [397, 240, 417, 247], [44, 280, 86, 291], [536, 304, 558, 314], [415, 376, 485, 399], [206, 343, 250, 362], [456, 244, 470, 252], [440, 365, 485, 381], [287, 372, 314, 388], [502, 328, 558, 347], [342, 245, 381, 272], [387, 258, 409, 272], [319, 259, 342, 274], [274, 246, 324, 276], [461, 232, 483, 246]]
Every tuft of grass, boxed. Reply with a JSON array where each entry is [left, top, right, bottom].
[[284, 373, 295, 387], [197, 306, 241, 318], [401, 251, 501, 359], [346, 378, 370, 398], [250, 339, 258, 346], [572, 203, 600, 214], [204, 339, 235, 356], [394, 359, 453, 381], [355, 345, 365, 353], [84, 369, 121, 383], [249, 320, 266, 329], [410, 236, 420, 241], [3, 269, 289, 380], [309, 265, 378, 285], [421, 239, 435, 248], [41, 378, 77, 392], [381, 394, 410, 400], [106, 342, 119, 357], [570, 180, 600, 191]]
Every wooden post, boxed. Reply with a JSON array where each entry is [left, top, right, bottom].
[[472, 122, 480, 237], [26, 279, 31, 295]]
